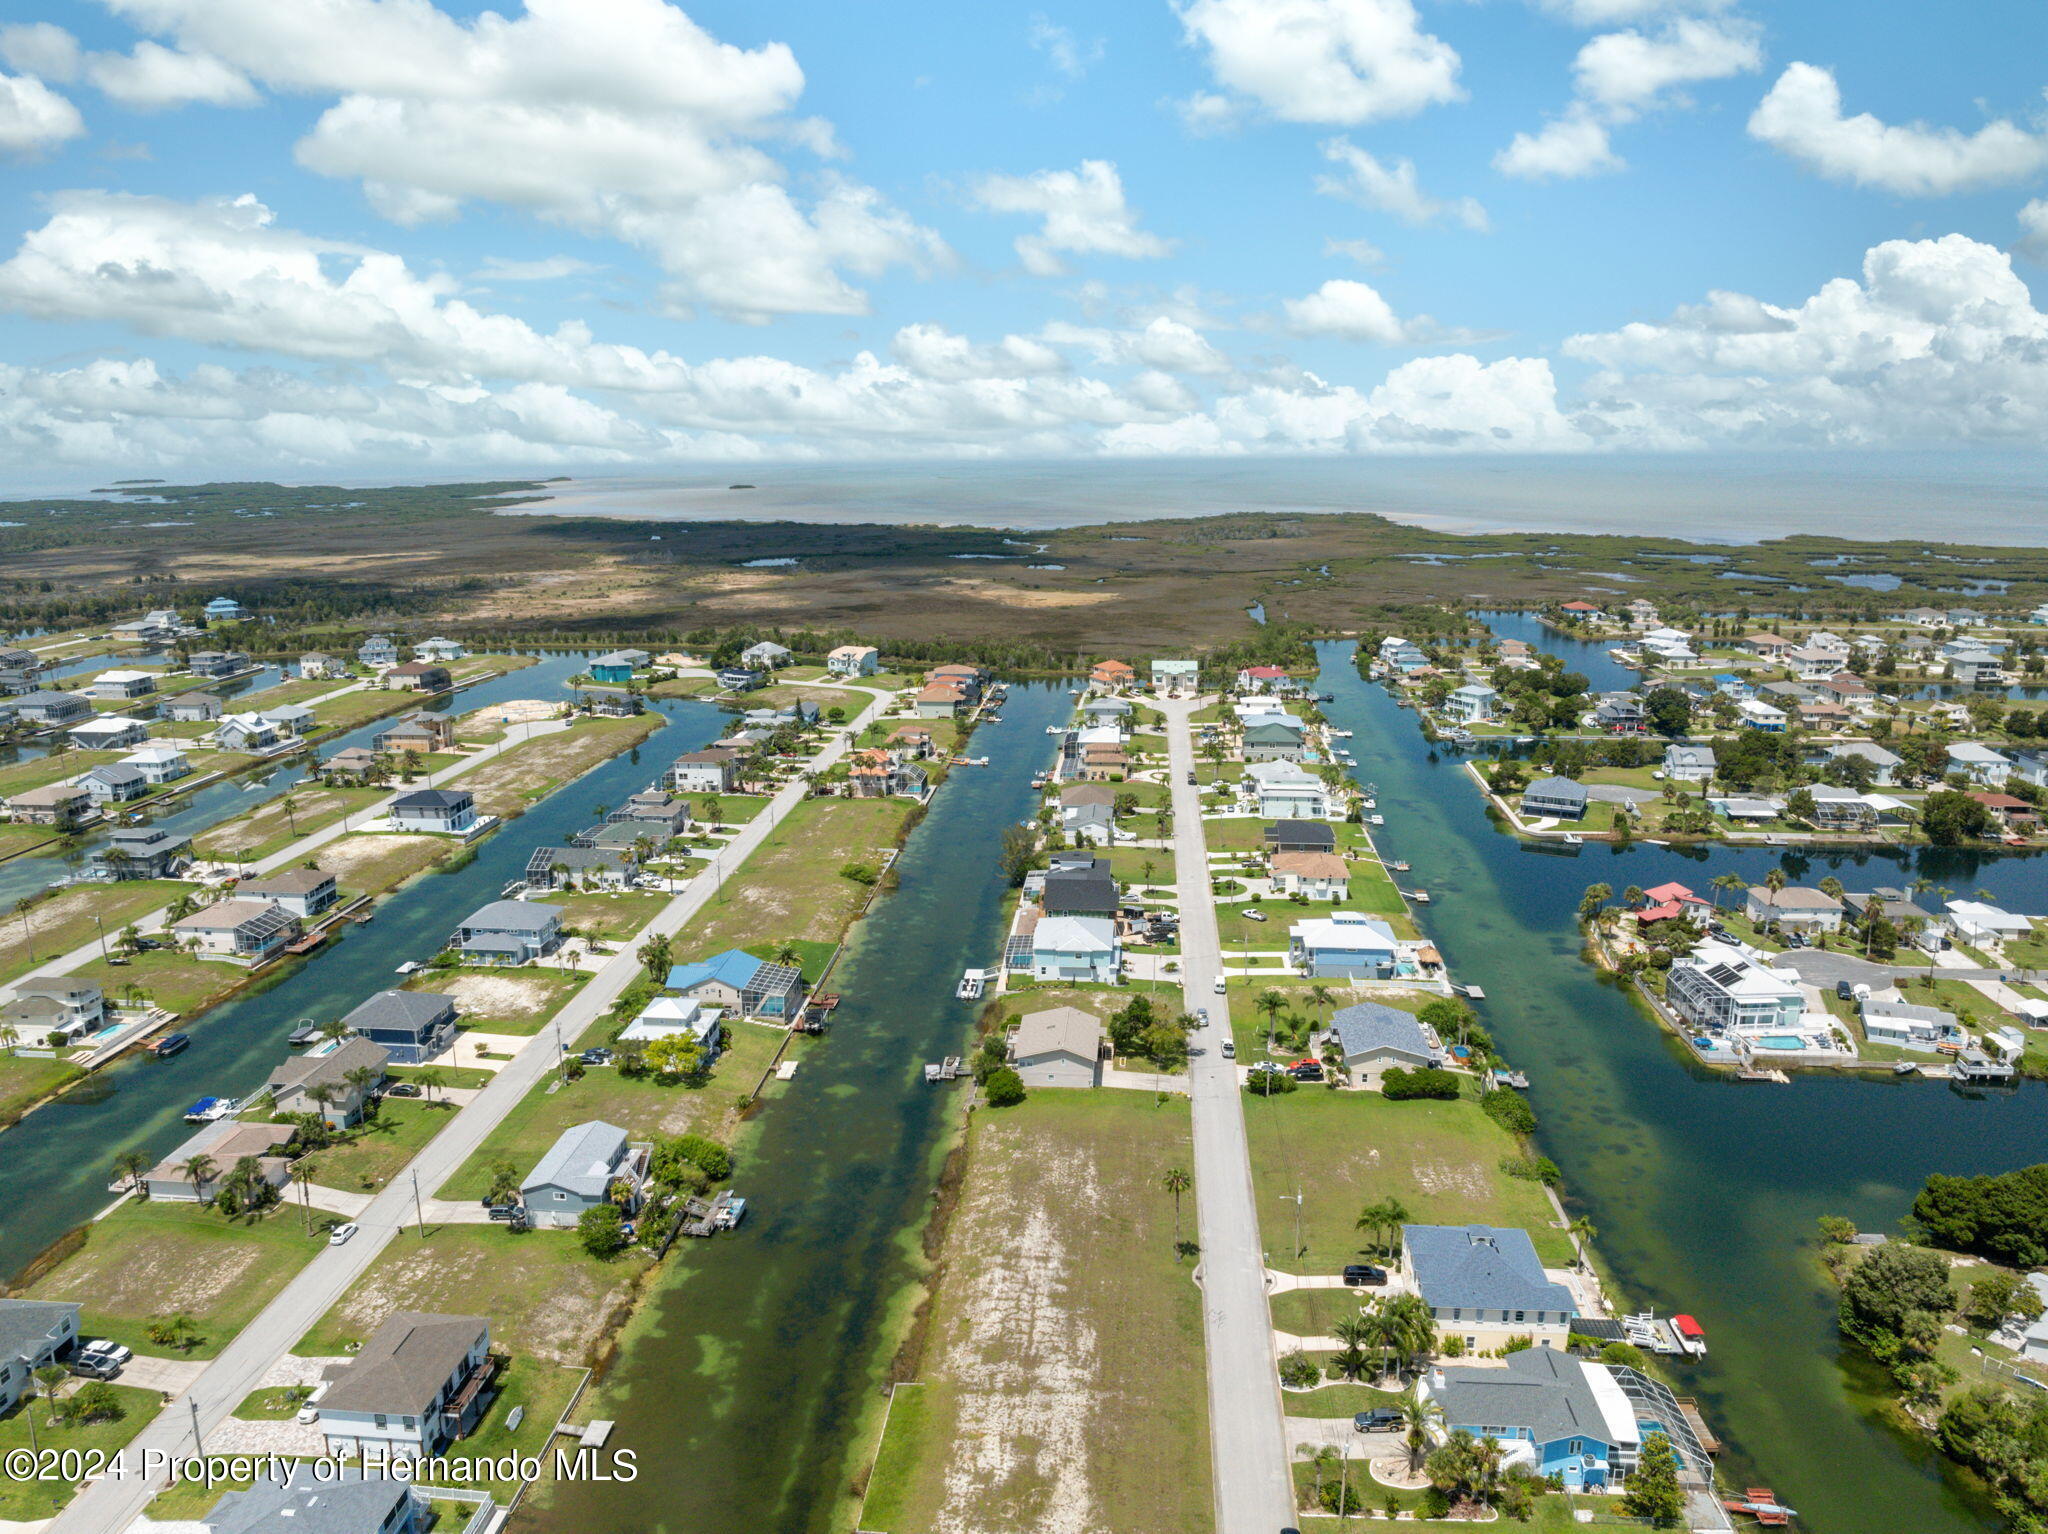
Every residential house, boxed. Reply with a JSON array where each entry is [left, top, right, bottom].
[[1080, 698, 1132, 729], [827, 644, 880, 677], [1420, 1349, 1640, 1491], [1029, 915, 1121, 984], [1822, 741, 1903, 786], [1666, 939, 1805, 1034], [582, 649, 649, 686], [1240, 719, 1307, 762], [520, 1120, 648, 1228], [343, 990, 458, 1065], [358, 634, 400, 669], [214, 713, 281, 753], [384, 662, 452, 693], [1289, 912, 1399, 979], [374, 712, 455, 753], [739, 640, 792, 670], [185, 651, 249, 679], [69, 716, 149, 750], [1245, 760, 1334, 819], [1269, 851, 1349, 901], [1151, 658, 1198, 693], [848, 748, 926, 799], [665, 949, 807, 1019], [1737, 698, 1788, 732], [2007, 751, 2048, 790], [1325, 1000, 1437, 1086], [605, 789, 693, 837], [1265, 820, 1337, 855], [203, 597, 248, 622], [1088, 659, 1136, 692], [1949, 648, 2005, 686], [1743, 632, 1794, 659], [1590, 695, 1647, 734], [716, 666, 764, 692], [1632, 881, 1710, 927], [1558, 601, 1605, 622], [268, 1036, 389, 1126], [260, 703, 316, 738], [0, 646, 41, 675], [1059, 782, 1118, 847], [669, 749, 740, 793], [524, 844, 635, 890], [144, 1121, 297, 1203], [1972, 792, 2041, 836], [413, 636, 465, 662], [1948, 743, 2014, 787], [1899, 606, 1948, 627], [80, 762, 149, 805], [14, 691, 92, 725], [1662, 744, 1716, 783], [87, 668, 157, 701], [1378, 637, 1429, 673], [1816, 673, 1875, 708], [926, 664, 985, 702], [89, 827, 190, 879], [235, 869, 340, 919], [451, 900, 563, 965], [0, 1301, 81, 1414], [1745, 886, 1845, 933], [321, 746, 380, 781], [1076, 743, 1129, 781], [914, 683, 965, 718], [5, 782, 90, 828], [162, 691, 224, 723], [1009, 1006, 1106, 1087], [1404, 1223, 1577, 1352], [1, 982, 105, 1046], [391, 787, 477, 835], [298, 650, 345, 680], [619, 995, 724, 1055], [1797, 700, 1851, 732], [886, 724, 938, 758], [111, 615, 176, 646], [201, 1466, 429, 1534], [1041, 856, 1119, 919], [172, 899, 302, 960], [1804, 785, 1879, 832], [1445, 683, 1499, 724], [1520, 777, 1587, 821], [1946, 900, 2034, 947], [1948, 609, 1989, 627], [1237, 665, 1291, 692], [123, 744, 190, 784], [314, 1311, 493, 1458], [1862, 998, 1963, 1053]]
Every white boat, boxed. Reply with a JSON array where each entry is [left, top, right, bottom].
[[1329, 729, 1353, 738], [1561, 833, 1584, 846], [1368, 814, 1384, 826], [182, 1095, 240, 1123], [395, 960, 422, 975], [956, 972, 985, 1001]]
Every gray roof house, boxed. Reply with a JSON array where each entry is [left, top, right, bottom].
[[341, 990, 458, 1065], [1009, 1006, 1106, 1088], [234, 868, 340, 919], [1521, 777, 1588, 821], [1326, 1001, 1437, 1087], [1421, 1348, 1640, 1491], [451, 899, 563, 964], [90, 826, 191, 880], [315, 1311, 492, 1457], [267, 1036, 389, 1127], [391, 786, 476, 836], [163, 690, 225, 722], [524, 844, 634, 890], [203, 1465, 427, 1534], [1403, 1223, 1577, 1345], [520, 1120, 648, 1228], [0, 1300, 81, 1413], [1265, 820, 1337, 854], [739, 640, 793, 668], [1661, 744, 1716, 782]]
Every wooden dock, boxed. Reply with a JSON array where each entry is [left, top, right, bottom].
[[1677, 1397, 1722, 1455]]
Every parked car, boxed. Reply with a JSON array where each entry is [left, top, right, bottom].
[[80, 1340, 131, 1366], [294, 1384, 330, 1425], [1213, 975, 1226, 994], [383, 1081, 422, 1098], [1342, 1264, 1389, 1287], [1221, 1039, 1236, 1059], [1243, 909, 1267, 922], [70, 1355, 120, 1380], [1353, 1407, 1403, 1432], [1288, 1062, 1324, 1081], [1195, 1008, 1209, 1024], [1186, 771, 1197, 785], [1835, 979, 1854, 1001], [328, 1222, 359, 1246], [580, 1047, 614, 1066], [486, 1203, 522, 1222]]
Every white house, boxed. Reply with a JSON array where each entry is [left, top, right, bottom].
[[68, 716, 150, 750], [214, 713, 280, 753], [1948, 743, 2014, 787], [1151, 658, 1198, 694], [391, 787, 477, 835], [1661, 744, 1716, 783], [827, 644, 880, 677], [740, 640, 793, 669], [1666, 939, 1804, 1034], [619, 995, 726, 1056], [1946, 900, 2033, 947], [1245, 760, 1333, 819], [1289, 911, 1398, 979], [1030, 915, 1120, 984], [1444, 683, 1499, 724], [122, 744, 190, 784], [1268, 851, 1349, 901], [87, 669, 157, 700]]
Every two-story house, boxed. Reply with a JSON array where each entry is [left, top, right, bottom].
[[315, 1311, 493, 1458]]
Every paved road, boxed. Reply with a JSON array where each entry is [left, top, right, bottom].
[[55, 686, 892, 1534], [1160, 697, 1295, 1534], [1769, 950, 2044, 990]]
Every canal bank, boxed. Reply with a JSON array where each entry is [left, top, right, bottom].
[[1317, 639, 2048, 1534], [0, 687, 728, 1286], [527, 680, 1071, 1534]]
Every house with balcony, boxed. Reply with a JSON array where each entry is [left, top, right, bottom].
[[669, 749, 740, 793], [87, 669, 157, 701], [1027, 915, 1121, 984], [163, 691, 224, 723], [7, 782, 91, 828], [314, 1311, 493, 1458], [1404, 1223, 1577, 1353], [343, 990, 459, 1065], [171, 899, 302, 961], [384, 662, 452, 693], [235, 868, 340, 919], [200, 1466, 438, 1534], [414, 636, 466, 663], [1520, 777, 1587, 821], [451, 900, 563, 965], [1444, 683, 1499, 724], [391, 787, 476, 835], [1948, 743, 2015, 787], [1419, 1349, 1641, 1492], [1745, 886, 1845, 934], [1, 982, 105, 1047], [124, 744, 190, 784], [1152, 658, 1199, 693], [1289, 912, 1398, 979], [739, 640, 793, 670], [1245, 760, 1334, 819], [69, 716, 150, 751], [81, 763, 149, 805], [520, 1120, 649, 1229], [214, 713, 280, 753], [1269, 851, 1349, 901], [268, 1036, 389, 1127], [1666, 939, 1805, 1035], [828, 644, 880, 677], [90, 826, 191, 879], [359, 634, 400, 669], [1661, 744, 1715, 784], [0, 1300, 82, 1415]]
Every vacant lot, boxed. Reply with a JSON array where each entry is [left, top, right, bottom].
[[20, 1200, 328, 1359], [0, 881, 187, 986], [0, 749, 121, 797], [0, 1051, 83, 1129], [553, 891, 668, 945], [403, 967, 589, 1035], [459, 712, 664, 820], [305, 1099, 459, 1192], [320, 833, 452, 895], [1243, 1086, 1571, 1274], [860, 1090, 1208, 1534], [193, 783, 385, 862], [74, 948, 245, 1018]]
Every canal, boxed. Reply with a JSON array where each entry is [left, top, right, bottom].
[[1317, 639, 2048, 1534], [531, 679, 1071, 1534], [0, 685, 728, 1285]]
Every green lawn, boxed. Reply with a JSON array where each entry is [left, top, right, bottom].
[[0, 822, 62, 858], [0, 880, 189, 986], [73, 948, 247, 1017], [858, 1090, 1209, 1534], [327, 832, 456, 897], [1271, 1287, 1380, 1337], [1278, 1376, 1403, 1418], [0, 1050, 84, 1129], [673, 790, 770, 827], [20, 1199, 330, 1360], [0, 749, 121, 797], [0, 1385, 160, 1520], [303, 1099, 460, 1192], [232, 1383, 313, 1420], [1242, 1086, 1572, 1274], [552, 891, 668, 946], [235, 676, 349, 712]]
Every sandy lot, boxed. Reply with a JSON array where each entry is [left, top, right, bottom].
[[439, 973, 558, 1020]]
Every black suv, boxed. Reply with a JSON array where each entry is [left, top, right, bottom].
[[1342, 1264, 1389, 1287]]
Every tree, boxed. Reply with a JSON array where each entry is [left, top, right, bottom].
[[414, 1066, 447, 1103], [1330, 1313, 1376, 1381], [1914, 1164, 2048, 1267], [1967, 1270, 2045, 1330], [1255, 989, 1288, 1054], [1161, 1166, 1192, 1249], [34, 1364, 69, 1425], [1568, 1216, 1597, 1274], [1623, 1432, 1685, 1527], [1922, 789, 1994, 847], [1398, 1387, 1444, 1473], [637, 931, 673, 980], [578, 1202, 629, 1258], [67, 1381, 123, 1423], [1577, 883, 1612, 923], [484, 1158, 523, 1206], [997, 824, 1037, 888], [1644, 687, 1692, 736], [112, 1149, 151, 1198], [182, 1153, 218, 1203], [1840, 1241, 1954, 1358], [984, 1067, 1026, 1107], [344, 1066, 382, 1121]]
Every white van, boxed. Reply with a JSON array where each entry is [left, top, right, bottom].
[[1212, 975, 1226, 994]]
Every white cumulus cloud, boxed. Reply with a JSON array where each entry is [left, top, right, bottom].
[[1495, 109, 1620, 180], [88, 42, 260, 109], [1316, 138, 1488, 230], [0, 70, 84, 158], [970, 160, 1174, 276], [1173, 0, 1462, 126], [0, 24, 81, 81]]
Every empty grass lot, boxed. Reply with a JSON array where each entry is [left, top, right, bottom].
[[303, 1099, 461, 1192], [73, 948, 247, 1018], [552, 891, 668, 945], [402, 966, 589, 1036], [319, 832, 455, 897], [0, 749, 121, 797], [192, 783, 385, 862], [0, 1052, 83, 1129], [858, 1090, 1208, 1534], [459, 712, 665, 820], [1243, 1086, 1572, 1275], [0, 880, 189, 986]]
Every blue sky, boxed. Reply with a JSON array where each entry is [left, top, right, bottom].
[[1, 0, 2046, 480]]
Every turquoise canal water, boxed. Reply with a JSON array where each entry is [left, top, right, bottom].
[[533, 680, 1071, 1534], [1317, 639, 2046, 1534], [0, 684, 728, 1285]]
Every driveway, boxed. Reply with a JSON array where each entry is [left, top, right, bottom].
[[115, 1354, 207, 1395]]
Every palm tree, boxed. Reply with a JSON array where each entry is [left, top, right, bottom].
[[1255, 989, 1288, 1055], [1380, 1290, 1434, 1377], [182, 1153, 218, 1203], [0, 1020, 18, 1054], [414, 1066, 446, 1103], [317, 1016, 350, 1044], [1307, 982, 1337, 1033], [637, 931, 673, 979], [1379, 1196, 1412, 1266], [1764, 865, 1788, 894], [1568, 1215, 1598, 1275], [774, 940, 802, 969], [112, 1149, 150, 1197], [1161, 1166, 1192, 1247], [1398, 1387, 1444, 1474], [1355, 1200, 1391, 1261], [291, 1158, 318, 1234], [344, 1066, 381, 1121], [1331, 1314, 1375, 1382], [306, 1081, 343, 1127], [34, 1364, 69, 1426], [1709, 872, 1747, 911]]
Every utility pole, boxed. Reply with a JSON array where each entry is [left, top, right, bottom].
[[412, 1169, 426, 1238], [1281, 1188, 1304, 1262], [188, 1397, 203, 1455]]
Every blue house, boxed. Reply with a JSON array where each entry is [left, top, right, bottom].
[[1422, 1348, 1641, 1490], [589, 648, 650, 685], [204, 596, 248, 622], [667, 949, 807, 1020]]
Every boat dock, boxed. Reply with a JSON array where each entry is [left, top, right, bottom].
[[924, 1056, 967, 1082]]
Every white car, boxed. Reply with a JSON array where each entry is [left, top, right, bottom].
[[1213, 975, 1226, 994], [1243, 909, 1267, 922], [81, 1340, 132, 1366], [328, 1222, 359, 1246], [295, 1383, 329, 1425]]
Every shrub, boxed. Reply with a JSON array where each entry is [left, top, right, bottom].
[[1482, 1088, 1537, 1136], [1278, 1351, 1322, 1389], [1381, 1066, 1461, 1101], [984, 1068, 1026, 1107], [840, 861, 879, 886], [1246, 1069, 1297, 1096], [1600, 1341, 1648, 1370], [578, 1203, 629, 1259]]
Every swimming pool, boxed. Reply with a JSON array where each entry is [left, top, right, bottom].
[[1756, 1035, 1806, 1050]]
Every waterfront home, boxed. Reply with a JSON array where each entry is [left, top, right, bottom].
[[343, 990, 458, 1065], [1661, 744, 1716, 783], [1246, 760, 1334, 819], [1711, 795, 1785, 825], [1265, 820, 1337, 855], [1898, 606, 1947, 627], [1378, 637, 1428, 673], [665, 949, 807, 1019], [927, 664, 986, 702], [1077, 743, 1129, 780], [1152, 658, 1198, 693], [451, 900, 562, 965], [1788, 646, 1840, 680], [1742, 632, 1793, 659], [112, 614, 177, 646], [1633, 882, 1710, 927], [1, 982, 105, 1046], [1972, 792, 2041, 837], [321, 746, 380, 782], [886, 723, 939, 758], [236, 868, 340, 919], [1289, 912, 1398, 979], [1948, 609, 1989, 627], [414, 636, 466, 662], [391, 787, 477, 835], [1803, 785, 1879, 831], [80, 762, 150, 805], [374, 711, 455, 753], [1945, 900, 2034, 947], [620, 995, 725, 1055], [1948, 743, 2014, 787], [204, 597, 248, 622], [1816, 674, 1874, 708], [385, 661, 453, 693], [1269, 851, 1350, 901], [1241, 719, 1307, 762], [521, 1120, 648, 1228], [214, 713, 280, 753], [358, 634, 400, 668], [163, 690, 224, 723], [145, 1121, 297, 1203], [1745, 886, 1845, 934], [849, 748, 927, 799], [524, 844, 635, 890], [1404, 1223, 1577, 1352], [1948, 648, 2004, 686], [298, 650, 345, 680], [669, 749, 740, 793], [1559, 601, 1605, 622], [716, 666, 765, 692], [1520, 777, 1587, 821], [588, 649, 651, 685], [1590, 695, 1648, 734], [1445, 683, 1499, 724], [201, 1467, 432, 1534], [260, 702, 316, 737], [16, 691, 92, 726], [1041, 856, 1119, 917], [2007, 752, 2048, 790], [1080, 698, 1133, 727], [1861, 998, 1962, 1053], [1419, 1350, 1639, 1491], [1089, 659, 1135, 692], [1797, 700, 1851, 732], [0, 646, 40, 674], [90, 826, 191, 879], [1737, 699, 1787, 732], [1059, 783, 1118, 847], [607, 789, 693, 837], [828, 644, 880, 677], [1324, 1000, 1437, 1086], [1009, 1006, 1107, 1088], [1820, 741, 1902, 786], [87, 668, 157, 701], [1237, 665, 1291, 693], [1666, 939, 1804, 1034], [740, 640, 793, 669], [315, 1311, 493, 1458], [69, 716, 150, 751], [186, 651, 250, 679], [0, 1301, 82, 1415], [123, 744, 191, 784], [914, 682, 966, 718], [1028, 915, 1121, 984], [172, 899, 302, 960], [7, 782, 90, 828], [268, 1036, 389, 1126]]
